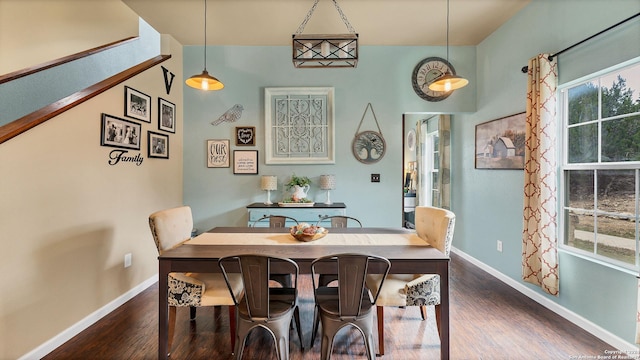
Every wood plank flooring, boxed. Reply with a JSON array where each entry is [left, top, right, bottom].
[[43, 253, 615, 359]]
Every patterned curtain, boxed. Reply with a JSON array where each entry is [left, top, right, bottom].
[[636, 278, 640, 343], [522, 54, 559, 296]]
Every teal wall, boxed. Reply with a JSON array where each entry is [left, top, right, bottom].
[[182, 0, 640, 346], [453, 0, 640, 345], [182, 45, 476, 232]]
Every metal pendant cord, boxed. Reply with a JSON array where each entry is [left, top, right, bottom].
[[295, 0, 356, 34]]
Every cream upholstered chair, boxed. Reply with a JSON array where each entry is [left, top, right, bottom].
[[366, 205, 455, 355], [149, 205, 243, 356]]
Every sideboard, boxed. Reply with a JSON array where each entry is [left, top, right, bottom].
[[247, 202, 346, 227]]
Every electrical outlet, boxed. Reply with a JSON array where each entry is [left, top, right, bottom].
[[497, 240, 503, 252], [371, 174, 380, 182], [124, 253, 132, 268]]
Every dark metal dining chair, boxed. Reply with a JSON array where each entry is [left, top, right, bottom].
[[310, 253, 391, 359], [218, 254, 304, 360], [315, 215, 362, 228], [251, 214, 299, 228]]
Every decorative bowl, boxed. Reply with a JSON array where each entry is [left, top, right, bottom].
[[290, 225, 328, 242]]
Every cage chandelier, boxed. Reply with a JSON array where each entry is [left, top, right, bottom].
[[292, 0, 358, 68]]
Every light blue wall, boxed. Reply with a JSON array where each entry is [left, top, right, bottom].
[[183, 45, 476, 232], [453, 0, 640, 345], [0, 19, 160, 126]]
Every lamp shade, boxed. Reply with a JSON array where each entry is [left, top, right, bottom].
[[261, 175, 278, 191], [428, 73, 469, 92], [319, 175, 336, 190], [186, 70, 224, 91]]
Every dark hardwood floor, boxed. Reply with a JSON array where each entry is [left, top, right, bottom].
[[43, 253, 614, 359]]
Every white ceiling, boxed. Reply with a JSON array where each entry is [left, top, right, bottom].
[[122, 0, 531, 46]]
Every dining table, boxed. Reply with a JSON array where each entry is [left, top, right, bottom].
[[157, 226, 450, 360]]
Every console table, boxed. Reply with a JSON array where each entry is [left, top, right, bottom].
[[247, 202, 346, 227]]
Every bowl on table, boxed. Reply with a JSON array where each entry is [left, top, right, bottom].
[[289, 223, 328, 242]]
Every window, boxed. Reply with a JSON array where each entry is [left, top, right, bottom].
[[560, 59, 640, 270]]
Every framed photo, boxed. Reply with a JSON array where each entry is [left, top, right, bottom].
[[148, 131, 169, 159], [233, 150, 258, 174], [124, 86, 151, 122], [100, 113, 141, 150], [207, 139, 230, 168], [264, 87, 335, 164], [158, 97, 176, 133], [475, 112, 526, 170], [235, 126, 255, 146]]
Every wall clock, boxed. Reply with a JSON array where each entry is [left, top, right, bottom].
[[411, 56, 455, 102]]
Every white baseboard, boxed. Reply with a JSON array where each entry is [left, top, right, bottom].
[[452, 247, 638, 353], [19, 274, 158, 360]]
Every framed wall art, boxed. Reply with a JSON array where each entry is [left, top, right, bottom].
[[475, 112, 526, 170], [233, 150, 258, 174], [124, 86, 151, 122], [207, 139, 230, 168], [100, 113, 141, 150], [235, 126, 255, 146], [158, 98, 176, 133], [264, 87, 335, 164], [148, 131, 169, 159]]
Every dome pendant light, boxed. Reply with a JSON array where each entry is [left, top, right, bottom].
[[429, 0, 468, 92], [186, 0, 224, 91]]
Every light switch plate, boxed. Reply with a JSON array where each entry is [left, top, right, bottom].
[[371, 174, 380, 182]]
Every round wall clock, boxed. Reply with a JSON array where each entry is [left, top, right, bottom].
[[411, 57, 455, 102]]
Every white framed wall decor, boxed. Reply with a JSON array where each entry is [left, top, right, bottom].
[[264, 87, 335, 164]]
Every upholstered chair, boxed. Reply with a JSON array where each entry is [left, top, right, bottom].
[[366, 205, 455, 355], [149, 205, 242, 356]]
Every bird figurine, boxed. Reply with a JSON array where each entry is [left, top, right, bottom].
[[211, 104, 244, 126]]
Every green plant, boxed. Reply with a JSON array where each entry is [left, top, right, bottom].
[[285, 174, 311, 189]]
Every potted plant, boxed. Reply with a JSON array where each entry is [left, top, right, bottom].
[[285, 174, 311, 202]]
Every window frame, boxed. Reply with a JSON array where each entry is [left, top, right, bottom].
[[558, 56, 640, 273]]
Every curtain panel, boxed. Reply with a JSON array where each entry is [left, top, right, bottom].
[[522, 54, 559, 296]]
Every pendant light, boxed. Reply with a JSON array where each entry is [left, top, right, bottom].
[[185, 0, 224, 91], [428, 0, 468, 92]]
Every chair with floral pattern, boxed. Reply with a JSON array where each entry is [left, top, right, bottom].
[[149, 205, 242, 356], [365, 205, 455, 355]]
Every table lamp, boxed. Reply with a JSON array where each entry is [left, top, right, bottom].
[[261, 175, 277, 205], [319, 174, 336, 205]]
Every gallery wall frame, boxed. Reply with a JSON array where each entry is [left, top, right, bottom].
[[100, 113, 141, 150], [264, 87, 335, 164], [124, 86, 151, 122], [475, 112, 526, 170], [148, 131, 169, 159], [233, 150, 258, 174], [158, 98, 176, 133], [235, 126, 255, 146], [207, 139, 230, 168]]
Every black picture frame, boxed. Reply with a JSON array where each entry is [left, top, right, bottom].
[[158, 97, 176, 133], [233, 150, 258, 174], [148, 131, 169, 159], [124, 86, 151, 122], [235, 126, 255, 146], [100, 113, 141, 150]]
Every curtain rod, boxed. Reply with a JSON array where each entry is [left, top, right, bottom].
[[521, 12, 640, 73]]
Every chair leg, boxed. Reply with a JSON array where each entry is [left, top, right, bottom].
[[229, 305, 236, 353], [167, 306, 176, 357], [294, 306, 304, 350], [311, 305, 320, 347], [189, 306, 197, 320], [420, 305, 427, 320], [434, 304, 442, 341], [377, 306, 385, 356]]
